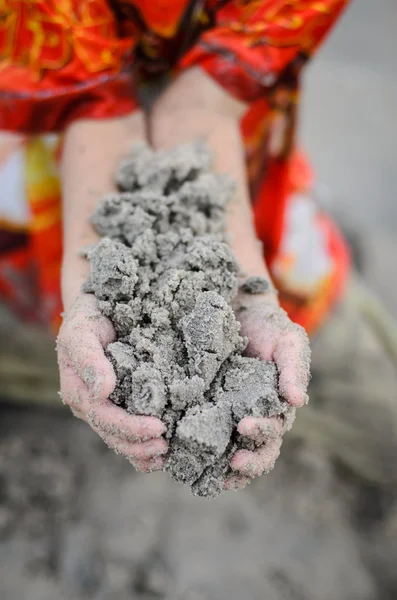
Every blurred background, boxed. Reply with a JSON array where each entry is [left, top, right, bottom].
[[302, 0, 397, 317], [0, 1, 396, 599]]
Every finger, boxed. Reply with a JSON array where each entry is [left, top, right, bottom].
[[230, 438, 282, 478], [237, 416, 283, 444], [60, 342, 166, 444], [58, 300, 116, 401], [129, 456, 165, 472], [101, 434, 168, 459], [59, 336, 166, 442], [63, 294, 116, 346], [70, 407, 86, 421], [60, 343, 166, 444], [58, 328, 116, 401], [273, 328, 310, 407], [88, 406, 166, 442], [223, 474, 250, 491]]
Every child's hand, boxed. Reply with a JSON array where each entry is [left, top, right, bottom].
[[57, 294, 167, 472], [225, 287, 311, 490]]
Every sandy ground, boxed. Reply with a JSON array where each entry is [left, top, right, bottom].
[[0, 403, 383, 600], [1, 1, 397, 598]]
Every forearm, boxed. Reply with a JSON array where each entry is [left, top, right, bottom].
[[149, 68, 272, 282], [61, 111, 146, 311]]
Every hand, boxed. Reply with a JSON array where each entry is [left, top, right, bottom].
[[224, 284, 311, 490], [57, 294, 167, 472]]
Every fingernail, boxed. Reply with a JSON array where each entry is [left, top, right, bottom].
[[131, 456, 164, 472], [141, 441, 168, 458], [91, 373, 106, 400], [255, 421, 276, 438], [82, 365, 97, 390], [231, 452, 259, 478], [284, 384, 309, 408], [238, 419, 276, 440], [224, 476, 250, 491], [242, 462, 260, 478], [140, 418, 166, 439]]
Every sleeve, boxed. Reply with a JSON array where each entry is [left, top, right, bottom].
[[0, 0, 139, 134], [180, 0, 350, 103]]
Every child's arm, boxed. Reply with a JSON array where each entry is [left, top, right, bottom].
[[149, 68, 271, 285], [61, 113, 143, 310], [150, 68, 310, 489], [58, 112, 167, 472]]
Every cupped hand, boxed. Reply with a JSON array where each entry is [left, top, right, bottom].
[[224, 282, 311, 490], [57, 294, 167, 472]]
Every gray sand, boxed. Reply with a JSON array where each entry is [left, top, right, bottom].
[[84, 141, 295, 498]]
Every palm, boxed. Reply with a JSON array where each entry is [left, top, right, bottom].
[[234, 291, 311, 407], [223, 290, 311, 490]]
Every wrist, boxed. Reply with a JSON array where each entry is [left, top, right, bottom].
[[61, 252, 89, 313], [229, 236, 271, 279]]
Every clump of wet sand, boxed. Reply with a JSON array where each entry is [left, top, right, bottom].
[[84, 141, 295, 498]]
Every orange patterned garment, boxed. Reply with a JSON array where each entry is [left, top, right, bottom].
[[0, 0, 350, 333]]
